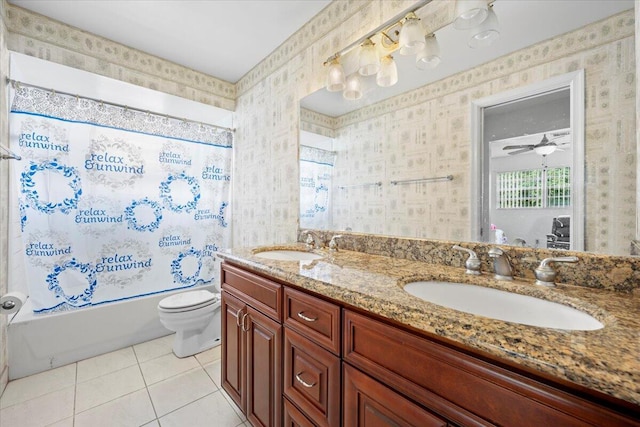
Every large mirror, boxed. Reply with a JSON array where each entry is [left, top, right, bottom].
[[299, 0, 636, 256]]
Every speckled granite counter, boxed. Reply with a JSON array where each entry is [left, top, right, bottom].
[[217, 244, 640, 407]]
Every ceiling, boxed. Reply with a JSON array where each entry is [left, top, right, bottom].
[[7, 0, 332, 83]]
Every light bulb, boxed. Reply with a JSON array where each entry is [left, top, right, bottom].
[[376, 56, 398, 87], [326, 58, 345, 92], [468, 6, 500, 48], [453, 0, 489, 30], [358, 39, 380, 76], [416, 34, 441, 70], [399, 15, 425, 56], [343, 74, 363, 100]]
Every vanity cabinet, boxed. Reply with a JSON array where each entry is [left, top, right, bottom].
[[221, 261, 639, 427], [221, 264, 283, 427]]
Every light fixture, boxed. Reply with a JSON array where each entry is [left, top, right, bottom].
[[325, 55, 345, 92], [534, 135, 557, 156], [376, 56, 398, 87], [343, 74, 363, 100], [453, 0, 489, 30], [468, 4, 500, 48], [399, 13, 425, 56], [358, 39, 380, 76], [416, 34, 441, 70]]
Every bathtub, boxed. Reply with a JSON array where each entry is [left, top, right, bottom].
[[8, 284, 217, 380]]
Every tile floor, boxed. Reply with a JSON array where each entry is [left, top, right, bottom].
[[0, 334, 249, 427]]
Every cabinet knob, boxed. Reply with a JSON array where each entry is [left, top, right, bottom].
[[297, 311, 318, 322], [295, 372, 317, 388]]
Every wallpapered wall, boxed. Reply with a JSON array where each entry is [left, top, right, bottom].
[[322, 11, 636, 255]]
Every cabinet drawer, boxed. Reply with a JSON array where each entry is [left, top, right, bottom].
[[343, 363, 448, 427], [344, 310, 638, 427], [284, 287, 341, 355], [283, 398, 316, 427], [284, 328, 341, 427], [222, 263, 282, 321]]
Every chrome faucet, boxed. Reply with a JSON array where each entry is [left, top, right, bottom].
[[329, 235, 343, 252], [534, 256, 578, 287], [301, 230, 323, 250], [452, 245, 481, 275], [487, 247, 513, 280]]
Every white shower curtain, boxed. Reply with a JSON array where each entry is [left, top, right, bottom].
[[9, 84, 233, 313]]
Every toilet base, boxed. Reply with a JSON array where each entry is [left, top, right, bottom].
[[170, 307, 221, 358]]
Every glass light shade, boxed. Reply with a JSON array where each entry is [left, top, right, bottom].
[[358, 40, 380, 76], [416, 34, 441, 70], [468, 6, 500, 48], [326, 60, 345, 92], [453, 0, 488, 30], [343, 74, 363, 100], [376, 56, 398, 87], [399, 16, 425, 56]]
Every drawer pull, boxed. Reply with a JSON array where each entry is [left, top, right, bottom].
[[297, 311, 318, 322], [241, 312, 250, 332], [295, 372, 316, 388]]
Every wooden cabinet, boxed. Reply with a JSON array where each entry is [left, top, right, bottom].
[[343, 309, 640, 427], [221, 264, 282, 427], [343, 363, 448, 427], [221, 262, 639, 427]]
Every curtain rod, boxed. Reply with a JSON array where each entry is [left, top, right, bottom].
[[7, 78, 235, 133]]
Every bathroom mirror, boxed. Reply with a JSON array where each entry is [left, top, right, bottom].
[[299, 0, 636, 255]]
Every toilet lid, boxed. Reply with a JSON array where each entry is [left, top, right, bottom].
[[158, 290, 219, 311]]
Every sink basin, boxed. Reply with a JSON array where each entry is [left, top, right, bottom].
[[254, 250, 323, 261], [403, 281, 603, 330]]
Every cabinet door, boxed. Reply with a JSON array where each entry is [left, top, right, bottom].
[[221, 291, 246, 412], [246, 306, 282, 427], [344, 364, 448, 427]]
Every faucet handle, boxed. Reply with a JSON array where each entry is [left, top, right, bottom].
[[452, 245, 481, 275], [329, 235, 343, 252], [535, 256, 578, 287]]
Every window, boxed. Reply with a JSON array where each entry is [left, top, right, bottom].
[[497, 167, 570, 209]]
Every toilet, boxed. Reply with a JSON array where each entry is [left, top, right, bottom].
[[157, 289, 222, 358]]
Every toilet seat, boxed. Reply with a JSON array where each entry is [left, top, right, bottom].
[[158, 290, 220, 313]]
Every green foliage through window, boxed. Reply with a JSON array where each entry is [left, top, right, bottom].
[[497, 167, 570, 209]]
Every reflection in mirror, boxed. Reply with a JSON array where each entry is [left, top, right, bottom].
[[299, 1, 636, 256], [299, 131, 335, 229], [473, 72, 584, 252]]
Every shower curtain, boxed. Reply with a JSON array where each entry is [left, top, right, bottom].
[[299, 146, 334, 229], [9, 84, 233, 313]]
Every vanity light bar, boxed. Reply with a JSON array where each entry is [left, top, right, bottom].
[[391, 175, 453, 185], [323, 0, 432, 67]]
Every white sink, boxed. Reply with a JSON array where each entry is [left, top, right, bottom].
[[404, 281, 603, 331], [254, 250, 323, 261]]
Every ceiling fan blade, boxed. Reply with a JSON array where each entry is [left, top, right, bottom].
[[550, 131, 570, 137], [503, 144, 534, 150], [508, 148, 533, 155]]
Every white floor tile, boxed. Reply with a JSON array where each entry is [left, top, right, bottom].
[[139, 352, 199, 385], [0, 385, 74, 427], [220, 388, 247, 422], [74, 389, 156, 427], [75, 365, 146, 413], [141, 421, 160, 427], [77, 346, 138, 383], [203, 359, 222, 389], [0, 364, 76, 409], [133, 334, 174, 363], [158, 391, 243, 427], [195, 344, 222, 365], [45, 417, 74, 427], [148, 367, 217, 417]]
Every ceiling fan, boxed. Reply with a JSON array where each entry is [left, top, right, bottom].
[[502, 131, 570, 156]]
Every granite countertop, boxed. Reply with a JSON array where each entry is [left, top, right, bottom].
[[217, 244, 640, 407]]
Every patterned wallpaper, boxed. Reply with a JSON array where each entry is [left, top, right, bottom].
[[330, 11, 636, 255]]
